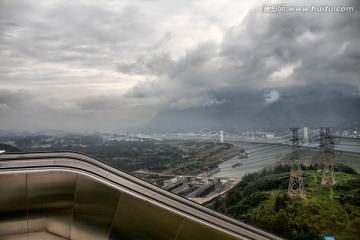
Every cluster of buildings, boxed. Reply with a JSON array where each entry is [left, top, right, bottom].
[[336, 130, 359, 138], [102, 132, 143, 142], [163, 176, 228, 199]]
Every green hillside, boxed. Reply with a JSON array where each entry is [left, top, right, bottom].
[[0, 143, 21, 152], [211, 164, 360, 240]]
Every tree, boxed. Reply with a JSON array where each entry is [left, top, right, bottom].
[[275, 209, 289, 236], [275, 193, 290, 212]]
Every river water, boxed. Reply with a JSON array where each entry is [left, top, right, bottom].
[[214, 140, 360, 178], [214, 142, 292, 178], [155, 134, 359, 178]]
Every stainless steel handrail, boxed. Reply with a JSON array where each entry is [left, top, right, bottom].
[[0, 152, 283, 240]]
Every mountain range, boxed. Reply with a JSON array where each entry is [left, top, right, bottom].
[[126, 83, 360, 133]]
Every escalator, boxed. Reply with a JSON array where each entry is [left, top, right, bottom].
[[0, 152, 282, 240]]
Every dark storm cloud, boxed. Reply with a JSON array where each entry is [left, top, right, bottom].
[[124, 2, 360, 105], [121, 42, 226, 110], [332, 42, 360, 73], [0, 1, 152, 74], [118, 41, 217, 78], [0, 89, 33, 108], [1, 0, 359, 131], [220, 4, 360, 87]]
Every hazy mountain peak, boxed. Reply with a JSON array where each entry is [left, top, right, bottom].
[[121, 83, 360, 133]]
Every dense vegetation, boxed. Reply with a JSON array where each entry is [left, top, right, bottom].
[[95, 141, 239, 174], [0, 143, 21, 152], [92, 141, 182, 172], [23, 139, 183, 172], [212, 164, 360, 240], [160, 141, 239, 175], [16, 136, 240, 174]]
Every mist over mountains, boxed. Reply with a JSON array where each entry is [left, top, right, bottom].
[[128, 83, 360, 133]]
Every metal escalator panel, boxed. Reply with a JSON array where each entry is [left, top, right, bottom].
[[0, 152, 283, 240], [109, 192, 184, 240], [177, 218, 241, 240], [0, 173, 27, 236], [27, 172, 77, 238], [70, 174, 121, 240]]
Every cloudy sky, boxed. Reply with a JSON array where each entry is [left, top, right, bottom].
[[0, 0, 359, 132]]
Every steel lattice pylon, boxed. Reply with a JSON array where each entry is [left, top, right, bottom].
[[319, 127, 336, 185], [288, 128, 306, 198], [317, 127, 326, 172], [288, 163, 306, 198]]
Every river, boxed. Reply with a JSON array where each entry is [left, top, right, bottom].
[[154, 134, 359, 178], [214, 142, 292, 178], [214, 140, 360, 178]]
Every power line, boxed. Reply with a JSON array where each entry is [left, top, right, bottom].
[[196, 132, 220, 143]]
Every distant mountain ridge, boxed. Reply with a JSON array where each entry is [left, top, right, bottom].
[[0, 129, 80, 137], [251, 90, 360, 130], [126, 83, 360, 133]]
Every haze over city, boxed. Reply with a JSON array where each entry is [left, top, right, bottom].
[[1, 0, 359, 132]]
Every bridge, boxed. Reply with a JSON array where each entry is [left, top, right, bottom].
[[0, 151, 283, 240], [196, 129, 307, 144]]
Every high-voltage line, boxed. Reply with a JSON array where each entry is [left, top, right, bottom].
[[195, 131, 221, 143], [238, 136, 320, 164], [219, 156, 285, 171], [241, 142, 291, 151]]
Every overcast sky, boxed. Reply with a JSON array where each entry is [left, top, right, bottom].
[[0, 0, 359, 132]]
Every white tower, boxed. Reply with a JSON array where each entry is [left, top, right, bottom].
[[303, 127, 308, 142], [220, 131, 224, 143]]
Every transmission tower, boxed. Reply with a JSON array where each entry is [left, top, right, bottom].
[[319, 127, 336, 185], [288, 128, 306, 198], [317, 127, 326, 172]]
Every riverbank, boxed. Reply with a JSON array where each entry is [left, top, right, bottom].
[[189, 178, 242, 204]]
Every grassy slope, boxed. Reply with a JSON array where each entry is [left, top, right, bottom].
[[335, 152, 360, 172], [0, 143, 21, 152], [212, 165, 360, 240], [295, 149, 360, 172]]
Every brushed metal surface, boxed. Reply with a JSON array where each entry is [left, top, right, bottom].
[[27, 172, 77, 239], [0, 233, 29, 240], [109, 192, 184, 240], [0, 173, 27, 236], [70, 174, 121, 240], [177, 218, 242, 240], [28, 231, 67, 240], [0, 231, 67, 240], [0, 152, 283, 240]]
